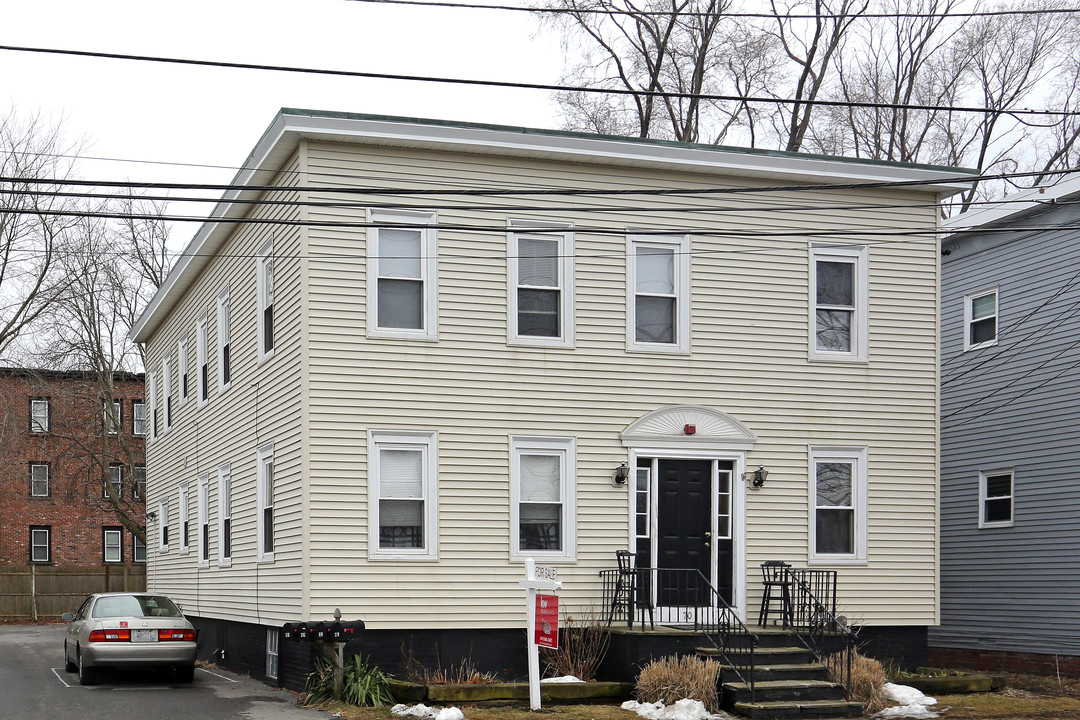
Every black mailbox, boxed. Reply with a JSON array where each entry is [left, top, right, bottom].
[[282, 622, 298, 641], [312, 622, 328, 640], [338, 620, 366, 638], [328, 621, 344, 640], [297, 623, 311, 640]]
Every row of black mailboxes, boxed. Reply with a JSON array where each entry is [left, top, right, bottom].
[[281, 620, 366, 642]]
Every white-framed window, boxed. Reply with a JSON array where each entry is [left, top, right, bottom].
[[809, 446, 867, 563], [810, 244, 869, 362], [178, 337, 189, 405], [104, 399, 121, 435], [508, 221, 574, 347], [510, 436, 576, 561], [265, 628, 280, 681], [257, 444, 275, 562], [964, 288, 998, 351], [134, 464, 146, 499], [162, 357, 172, 432], [258, 240, 275, 362], [30, 397, 49, 433], [179, 482, 190, 553], [133, 400, 147, 436], [218, 464, 231, 566], [148, 372, 158, 441], [103, 527, 123, 563], [197, 473, 210, 566], [30, 526, 50, 563], [30, 462, 49, 497], [367, 209, 438, 340], [979, 469, 1014, 528], [627, 234, 691, 353], [133, 535, 146, 563], [197, 313, 209, 406], [158, 499, 170, 553], [368, 430, 438, 560], [217, 289, 231, 392], [105, 464, 123, 499]]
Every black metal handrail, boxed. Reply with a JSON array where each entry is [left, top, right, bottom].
[[786, 568, 857, 699], [600, 566, 759, 702]]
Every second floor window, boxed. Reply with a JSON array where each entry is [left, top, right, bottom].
[[197, 313, 209, 405], [509, 223, 574, 346], [30, 398, 49, 433], [980, 469, 1014, 527], [965, 288, 998, 351], [178, 338, 189, 403], [105, 464, 123, 499], [217, 290, 231, 390], [258, 241, 275, 359], [30, 462, 49, 497], [163, 357, 172, 430], [368, 210, 437, 339], [628, 234, 690, 353], [104, 399, 121, 435], [811, 244, 868, 361]]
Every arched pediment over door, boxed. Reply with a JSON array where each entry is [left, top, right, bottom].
[[620, 405, 758, 452]]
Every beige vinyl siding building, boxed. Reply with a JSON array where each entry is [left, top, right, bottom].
[[132, 110, 965, 687]]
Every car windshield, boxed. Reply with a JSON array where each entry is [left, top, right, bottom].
[[91, 595, 182, 619]]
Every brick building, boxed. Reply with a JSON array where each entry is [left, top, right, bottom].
[[0, 368, 146, 569]]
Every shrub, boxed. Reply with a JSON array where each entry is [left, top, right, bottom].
[[299, 653, 394, 707], [826, 648, 889, 714], [540, 610, 610, 682], [635, 655, 721, 712]]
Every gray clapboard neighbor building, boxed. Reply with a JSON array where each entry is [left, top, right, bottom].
[[930, 175, 1080, 676]]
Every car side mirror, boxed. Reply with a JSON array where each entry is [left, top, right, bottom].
[[61, 613, 74, 622]]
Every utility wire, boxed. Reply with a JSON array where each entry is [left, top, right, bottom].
[[0, 43, 1077, 118]]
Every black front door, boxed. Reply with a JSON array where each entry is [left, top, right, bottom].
[[656, 459, 712, 607]]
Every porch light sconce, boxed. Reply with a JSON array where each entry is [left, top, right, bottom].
[[613, 462, 630, 486], [745, 466, 769, 488]]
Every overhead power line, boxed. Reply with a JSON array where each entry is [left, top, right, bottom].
[[0, 44, 1078, 118]]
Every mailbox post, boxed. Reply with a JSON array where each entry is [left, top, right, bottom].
[[282, 609, 366, 702], [519, 558, 562, 710]]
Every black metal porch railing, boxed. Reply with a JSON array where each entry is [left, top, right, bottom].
[[786, 568, 857, 697], [600, 567, 759, 702]]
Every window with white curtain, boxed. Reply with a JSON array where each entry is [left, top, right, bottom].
[[628, 234, 690, 353], [810, 446, 867, 563], [810, 244, 868, 361], [368, 430, 438, 559], [508, 222, 574, 346], [103, 528, 122, 563], [368, 210, 437, 340], [510, 436, 576, 561]]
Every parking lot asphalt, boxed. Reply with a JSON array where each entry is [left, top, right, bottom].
[[0, 623, 331, 720]]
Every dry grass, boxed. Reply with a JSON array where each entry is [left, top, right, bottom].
[[399, 653, 502, 685], [540, 610, 611, 682], [826, 648, 888, 713], [635, 655, 721, 712]]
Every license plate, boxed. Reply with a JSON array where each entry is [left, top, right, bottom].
[[133, 629, 157, 643]]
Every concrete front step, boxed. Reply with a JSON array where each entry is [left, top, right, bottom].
[[722, 663, 830, 683], [697, 645, 816, 666], [732, 699, 865, 719], [723, 679, 847, 705]]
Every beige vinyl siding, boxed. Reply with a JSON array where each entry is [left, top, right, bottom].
[[302, 141, 938, 629], [144, 152, 307, 624]]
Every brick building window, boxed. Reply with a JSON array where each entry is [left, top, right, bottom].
[[133, 400, 146, 435], [30, 398, 49, 433], [30, 462, 50, 497], [30, 526, 50, 563], [133, 536, 146, 563], [104, 399, 121, 435], [104, 464, 123, 499], [134, 465, 147, 499], [103, 527, 123, 563]]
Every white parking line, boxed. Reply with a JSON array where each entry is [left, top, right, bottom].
[[197, 667, 239, 683], [51, 668, 73, 687]]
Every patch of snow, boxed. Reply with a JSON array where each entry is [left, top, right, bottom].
[[542, 675, 584, 683], [874, 705, 939, 719], [620, 698, 733, 720], [391, 703, 466, 720], [873, 683, 939, 719]]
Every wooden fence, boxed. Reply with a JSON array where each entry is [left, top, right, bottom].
[[0, 565, 146, 621]]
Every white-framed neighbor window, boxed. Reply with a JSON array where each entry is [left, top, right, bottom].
[[103, 527, 123, 563], [197, 313, 209, 406], [367, 209, 438, 340], [178, 337, 189, 405], [627, 234, 691, 353], [258, 239, 275, 362], [30, 526, 50, 563], [133, 535, 146, 563], [810, 243, 868, 362], [162, 357, 172, 432], [133, 400, 147, 436], [809, 446, 867, 563], [368, 430, 438, 560], [104, 399, 121, 435], [979, 469, 1014, 528], [266, 628, 280, 681], [508, 220, 574, 347], [218, 463, 232, 566], [510, 436, 577, 561], [158, 499, 170, 553], [30, 397, 49, 433], [217, 289, 231, 392], [964, 288, 998, 351], [197, 473, 210, 566], [257, 444, 275, 562], [30, 462, 49, 497], [179, 482, 190, 553]]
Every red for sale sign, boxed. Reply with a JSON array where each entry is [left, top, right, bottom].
[[535, 594, 559, 649]]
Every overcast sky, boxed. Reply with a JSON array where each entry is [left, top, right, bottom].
[[2, 0, 566, 246]]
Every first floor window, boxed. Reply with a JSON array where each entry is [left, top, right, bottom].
[[511, 436, 576, 560], [30, 462, 49, 497], [258, 445, 275, 561], [159, 500, 170, 551], [810, 446, 867, 562], [180, 483, 190, 552], [30, 526, 50, 563], [219, 464, 232, 564], [369, 431, 438, 559], [266, 628, 280, 681], [980, 469, 1014, 527], [133, 535, 147, 563], [104, 527, 123, 563], [198, 474, 210, 564]]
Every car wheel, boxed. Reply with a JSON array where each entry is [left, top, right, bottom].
[[64, 641, 77, 673], [77, 649, 96, 686], [173, 664, 195, 683]]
